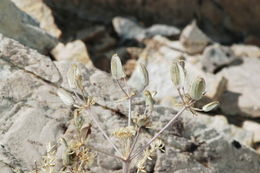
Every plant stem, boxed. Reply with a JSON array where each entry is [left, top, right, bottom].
[[128, 97, 132, 126], [130, 106, 186, 160], [88, 145, 123, 161], [116, 79, 129, 97], [128, 127, 141, 159], [86, 110, 122, 156], [122, 160, 131, 173]]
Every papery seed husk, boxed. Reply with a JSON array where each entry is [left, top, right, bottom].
[[67, 64, 79, 89], [189, 77, 206, 100], [202, 101, 219, 112], [111, 54, 126, 79], [57, 88, 74, 106], [138, 63, 149, 90], [170, 62, 185, 88]]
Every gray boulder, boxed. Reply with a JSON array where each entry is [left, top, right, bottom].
[[0, 0, 58, 54]]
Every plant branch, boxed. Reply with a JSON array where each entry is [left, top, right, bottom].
[[128, 127, 141, 159], [130, 106, 186, 160], [116, 79, 129, 97], [85, 110, 122, 156], [88, 145, 123, 161]]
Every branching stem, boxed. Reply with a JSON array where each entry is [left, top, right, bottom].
[[130, 106, 186, 160], [86, 110, 122, 156]]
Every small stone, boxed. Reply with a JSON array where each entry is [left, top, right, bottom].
[[243, 121, 260, 143], [112, 16, 146, 40], [180, 21, 210, 54], [201, 43, 236, 73], [145, 24, 180, 38], [51, 40, 93, 67]]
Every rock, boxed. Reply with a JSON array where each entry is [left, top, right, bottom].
[[44, 0, 260, 44], [231, 44, 260, 58], [0, 0, 58, 54], [145, 24, 180, 38], [112, 16, 146, 41], [128, 36, 225, 106], [0, 35, 69, 171], [150, 106, 259, 173], [11, 0, 61, 38], [243, 121, 260, 143], [218, 57, 260, 118], [201, 44, 236, 73], [0, 34, 60, 83], [0, 34, 259, 172], [51, 40, 93, 67], [112, 16, 180, 41], [180, 21, 210, 54]]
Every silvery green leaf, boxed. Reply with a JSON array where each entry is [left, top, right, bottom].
[[67, 64, 79, 89], [189, 77, 206, 100], [57, 88, 74, 106], [170, 62, 185, 88], [202, 101, 219, 112], [111, 54, 126, 79], [137, 63, 149, 90]]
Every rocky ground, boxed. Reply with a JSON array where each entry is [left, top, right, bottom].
[[0, 0, 260, 172]]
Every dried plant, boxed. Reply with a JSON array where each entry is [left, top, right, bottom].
[[31, 54, 219, 173]]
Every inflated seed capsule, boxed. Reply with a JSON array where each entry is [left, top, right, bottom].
[[189, 77, 206, 100], [202, 101, 219, 112], [57, 88, 74, 106], [138, 63, 149, 90], [67, 64, 79, 89], [111, 54, 126, 79], [170, 62, 185, 88]]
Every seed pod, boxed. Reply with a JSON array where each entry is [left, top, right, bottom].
[[57, 88, 74, 106], [202, 101, 219, 112], [189, 77, 206, 100], [111, 54, 126, 79], [170, 62, 185, 88], [67, 64, 79, 89], [144, 90, 154, 114], [137, 63, 149, 90], [178, 55, 185, 69]]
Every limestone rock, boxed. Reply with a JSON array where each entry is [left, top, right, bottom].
[[218, 57, 260, 118], [11, 0, 61, 38], [243, 121, 260, 143], [0, 0, 58, 54], [0, 34, 259, 173], [51, 40, 93, 67], [231, 44, 260, 58], [0, 35, 69, 171], [145, 24, 180, 38], [180, 21, 210, 54], [112, 16, 180, 41], [201, 44, 236, 73], [128, 36, 225, 106], [113, 16, 146, 41], [0, 34, 60, 83]]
